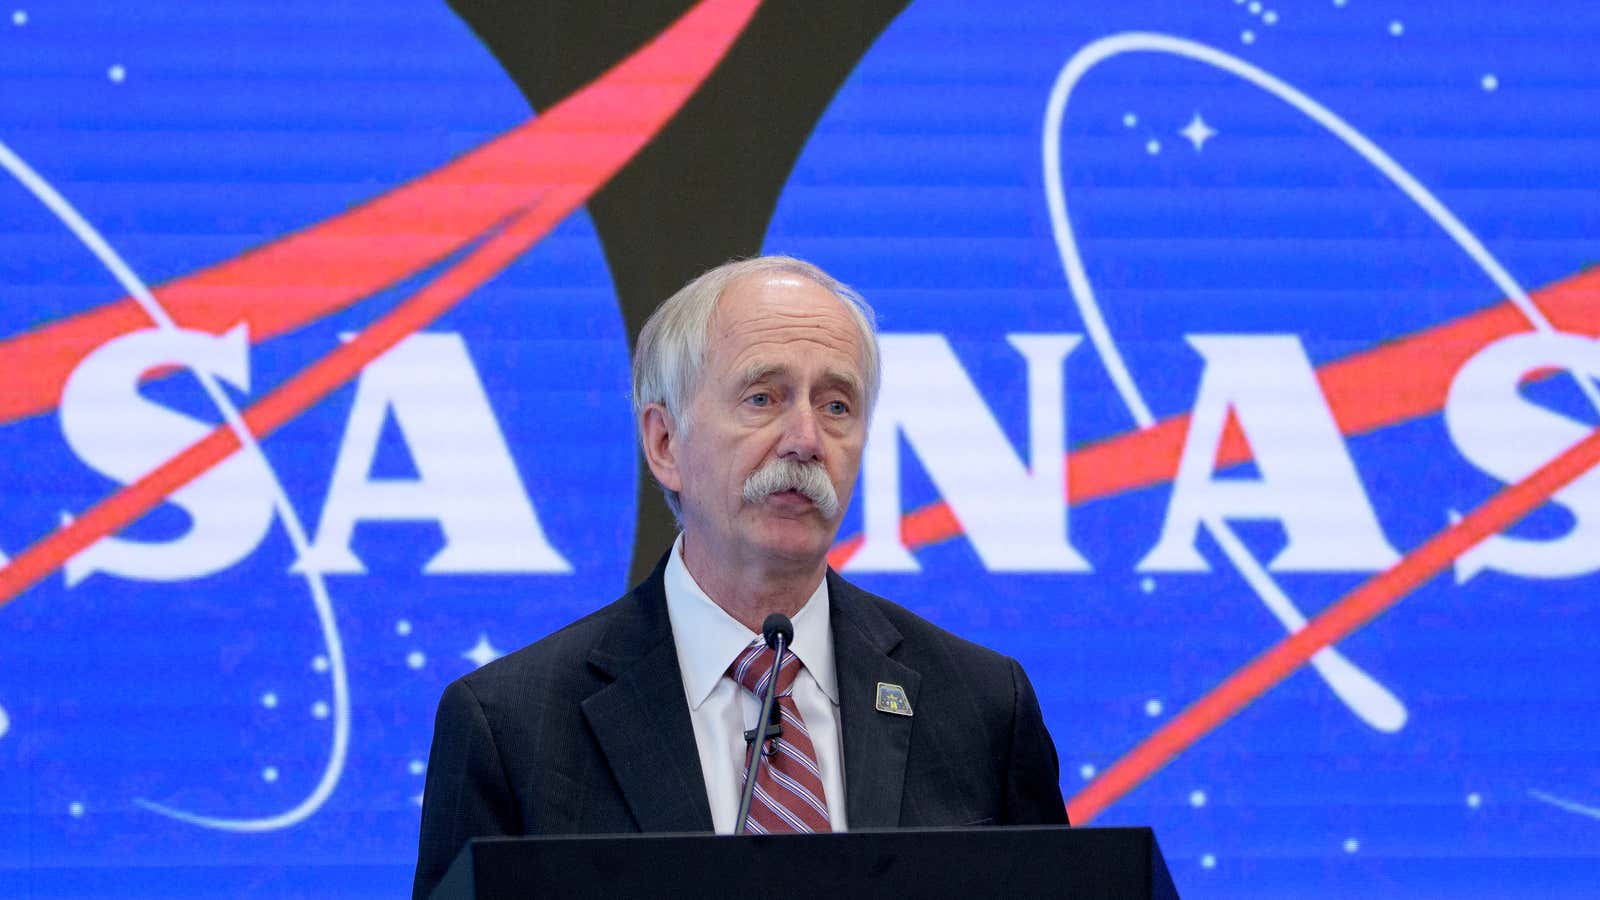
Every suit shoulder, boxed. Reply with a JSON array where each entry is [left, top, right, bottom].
[[839, 581, 1017, 674]]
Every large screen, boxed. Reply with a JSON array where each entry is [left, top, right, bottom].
[[3, 1, 1597, 897]]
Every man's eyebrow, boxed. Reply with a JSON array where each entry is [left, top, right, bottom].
[[734, 363, 861, 397], [737, 362, 787, 388], [819, 368, 862, 397]]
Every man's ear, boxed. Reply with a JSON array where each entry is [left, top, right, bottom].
[[640, 403, 683, 492]]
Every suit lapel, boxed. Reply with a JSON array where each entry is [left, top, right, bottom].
[[580, 564, 714, 833], [829, 571, 920, 829]]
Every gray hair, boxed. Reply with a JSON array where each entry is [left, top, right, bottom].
[[632, 255, 881, 520]]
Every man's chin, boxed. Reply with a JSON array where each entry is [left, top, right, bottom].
[[746, 510, 838, 563]]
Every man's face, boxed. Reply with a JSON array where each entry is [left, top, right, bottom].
[[664, 273, 868, 570]]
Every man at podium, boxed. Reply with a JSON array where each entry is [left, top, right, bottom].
[[414, 257, 1068, 897]]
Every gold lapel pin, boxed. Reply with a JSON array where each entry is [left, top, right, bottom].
[[875, 682, 913, 716]]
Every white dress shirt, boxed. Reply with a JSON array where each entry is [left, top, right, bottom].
[[662, 535, 848, 833]]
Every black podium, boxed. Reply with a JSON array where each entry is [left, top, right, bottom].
[[434, 826, 1178, 899]]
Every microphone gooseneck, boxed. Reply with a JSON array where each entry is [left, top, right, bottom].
[[733, 613, 794, 835]]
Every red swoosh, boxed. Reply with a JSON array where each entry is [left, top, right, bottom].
[[0, 0, 761, 429], [1067, 421, 1600, 823], [0, 0, 762, 606]]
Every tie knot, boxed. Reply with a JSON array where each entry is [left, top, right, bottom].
[[729, 642, 801, 698]]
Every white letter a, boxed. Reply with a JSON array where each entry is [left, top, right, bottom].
[[1140, 335, 1399, 572], [297, 332, 570, 575]]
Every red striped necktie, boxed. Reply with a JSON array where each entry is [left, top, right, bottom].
[[728, 642, 832, 834]]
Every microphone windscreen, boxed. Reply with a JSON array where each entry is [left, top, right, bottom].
[[762, 613, 795, 650]]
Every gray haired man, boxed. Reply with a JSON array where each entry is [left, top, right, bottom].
[[414, 256, 1066, 898]]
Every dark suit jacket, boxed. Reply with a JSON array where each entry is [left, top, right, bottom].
[[413, 559, 1068, 897]]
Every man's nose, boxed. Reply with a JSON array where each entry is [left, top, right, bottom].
[[777, 402, 822, 461]]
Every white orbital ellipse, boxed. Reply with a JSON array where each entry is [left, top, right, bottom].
[[1037, 32, 1598, 733], [0, 139, 351, 833]]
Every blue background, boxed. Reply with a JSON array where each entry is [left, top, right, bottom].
[[3, 1, 1598, 897]]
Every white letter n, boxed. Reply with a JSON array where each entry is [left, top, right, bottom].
[[847, 334, 1090, 573]]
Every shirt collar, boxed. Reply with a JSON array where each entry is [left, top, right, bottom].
[[663, 533, 838, 709]]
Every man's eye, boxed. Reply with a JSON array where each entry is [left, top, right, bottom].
[[826, 400, 849, 415], [746, 392, 771, 407]]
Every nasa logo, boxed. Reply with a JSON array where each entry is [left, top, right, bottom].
[[6, 1, 1600, 897]]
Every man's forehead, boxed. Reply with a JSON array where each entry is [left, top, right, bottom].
[[712, 272, 840, 323], [706, 272, 852, 336]]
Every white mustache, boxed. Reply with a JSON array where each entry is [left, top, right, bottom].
[[741, 458, 840, 518]]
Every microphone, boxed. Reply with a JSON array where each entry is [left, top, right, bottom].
[[733, 613, 793, 835], [762, 613, 794, 653]]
